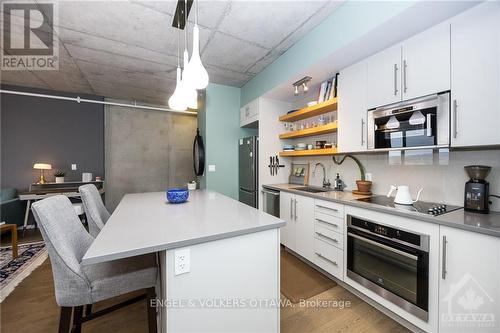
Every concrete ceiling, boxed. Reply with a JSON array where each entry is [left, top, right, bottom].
[[1, 0, 344, 105]]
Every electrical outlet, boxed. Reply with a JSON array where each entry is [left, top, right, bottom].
[[208, 165, 216, 172], [71, 164, 77, 170], [174, 248, 190, 275], [365, 173, 373, 182]]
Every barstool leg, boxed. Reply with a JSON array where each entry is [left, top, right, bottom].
[[146, 287, 157, 333], [58, 307, 72, 333], [73, 305, 83, 333]]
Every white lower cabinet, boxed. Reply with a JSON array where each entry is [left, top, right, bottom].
[[438, 226, 500, 333], [279, 192, 314, 262], [312, 199, 345, 281], [279, 191, 295, 251]]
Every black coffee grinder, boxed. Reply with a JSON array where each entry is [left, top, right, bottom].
[[464, 165, 491, 213]]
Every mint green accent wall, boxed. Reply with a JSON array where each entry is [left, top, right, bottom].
[[198, 83, 257, 199], [241, 1, 415, 106]]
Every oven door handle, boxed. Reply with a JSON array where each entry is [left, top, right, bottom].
[[348, 232, 418, 260]]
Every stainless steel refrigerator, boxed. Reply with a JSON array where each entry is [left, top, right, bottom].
[[239, 136, 258, 208]]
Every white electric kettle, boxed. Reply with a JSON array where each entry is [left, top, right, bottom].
[[387, 185, 423, 205]]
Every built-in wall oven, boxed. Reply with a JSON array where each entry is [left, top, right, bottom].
[[347, 215, 430, 321], [367, 92, 450, 151]]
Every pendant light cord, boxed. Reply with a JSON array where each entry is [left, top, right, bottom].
[[195, 0, 198, 25], [177, 21, 180, 67], [184, 0, 188, 52]]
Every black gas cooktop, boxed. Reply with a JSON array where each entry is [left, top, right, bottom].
[[356, 196, 462, 216]]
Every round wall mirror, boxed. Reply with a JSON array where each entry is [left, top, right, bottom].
[[193, 128, 205, 176]]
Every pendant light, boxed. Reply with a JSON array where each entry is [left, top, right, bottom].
[[183, 0, 209, 89], [168, 24, 187, 111], [409, 110, 426, 125], [180, 0, 198, 109], [386, 115, 400, 129]]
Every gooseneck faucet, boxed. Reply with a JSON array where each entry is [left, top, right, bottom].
[[313, 163, 331, 188]]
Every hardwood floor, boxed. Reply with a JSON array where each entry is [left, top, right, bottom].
[[281, 286, 411, 333], [1, 229, 411, 333]]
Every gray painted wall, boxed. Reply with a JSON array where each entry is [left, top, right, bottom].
[[1, 85, 104, 191], [105, 100, 197, 211]]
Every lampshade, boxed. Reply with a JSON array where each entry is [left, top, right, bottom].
[[184, 25, 209, 90], [33, 163, 52, 170], [181, 49, 198, 109], [168, 67, 187, 111]]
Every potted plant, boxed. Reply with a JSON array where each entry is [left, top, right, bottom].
[[54, 170, 65, 183], [332, 154, 372, 194]]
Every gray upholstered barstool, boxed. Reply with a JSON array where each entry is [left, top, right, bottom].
[[31, 195, 158, 333], [78, 184, 110, 238]]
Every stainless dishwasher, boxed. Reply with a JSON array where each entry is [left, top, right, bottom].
[[261, 188, 280, 218]]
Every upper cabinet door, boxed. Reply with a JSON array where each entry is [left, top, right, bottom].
[[240, 98, 259, 128], [338, 60, 368, 153], [402, 22, 451, 100], [450, 2, 500, 147], [366, 44, 402, 109]]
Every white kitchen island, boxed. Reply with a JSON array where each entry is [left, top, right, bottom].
[[82, 190, 285, 333]]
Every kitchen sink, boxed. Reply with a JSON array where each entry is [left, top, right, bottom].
[[294, 186, 330, 193]]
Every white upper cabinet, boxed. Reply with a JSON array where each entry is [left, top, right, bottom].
[[240, 98, 259, 128], [366, 22, 451, 109], [338, 59, 368, 153], [366, 44, 402, 108], [450, 2, 500, 147], [402, 22, 450, 100], [438, 226, 500, 333]]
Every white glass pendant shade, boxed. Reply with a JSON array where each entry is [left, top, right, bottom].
[[181, 49, 198, 109], [168, 67, 187, 111], [185, 25, 209, 89], [409, 110, 426, 125], [386, 115, 400, 129]]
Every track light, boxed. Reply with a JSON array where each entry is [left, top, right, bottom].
[[292, 76, 312, 96]]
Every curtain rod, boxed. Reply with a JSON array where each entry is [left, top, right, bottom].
[[0, 89, 198, 116]]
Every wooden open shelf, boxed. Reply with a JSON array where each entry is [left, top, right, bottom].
[[279, 98, 338, 122], [279, 122, 337, 139], [279, 148, 337, 157]]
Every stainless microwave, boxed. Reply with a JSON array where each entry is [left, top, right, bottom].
[[367, 92, 450, 151]]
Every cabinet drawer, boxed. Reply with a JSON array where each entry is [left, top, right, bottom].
[[313, 238, 344, 280], [315, 199, 344, 218], [314, 211, 344, 233], [314, 223, 344, 250]]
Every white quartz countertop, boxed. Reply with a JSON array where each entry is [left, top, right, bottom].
[[264, 183, 500, 238], [82, 190, 285, 265]]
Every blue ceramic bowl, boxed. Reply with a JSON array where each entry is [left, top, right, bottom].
[[166, 188, 189, 204]]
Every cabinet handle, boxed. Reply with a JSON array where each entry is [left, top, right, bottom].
[[315, 232, 338, 243], [315, 218, 339, 228], [360, 118, 365, 146], [316, 205, 338, 212], [294, 199, 298, 220], [442, 235, 447, 279], [290, 197, 294, 220], [403, 60, 408, 93], [315, 252, 338, 266], [453, 100, 458, 139], [394, 63, 399, 96]]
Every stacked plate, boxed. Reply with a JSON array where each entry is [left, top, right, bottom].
[[295, 143, 307, 151], [283, 144, 295, 151]]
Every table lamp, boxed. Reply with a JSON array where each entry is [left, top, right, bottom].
[[33, 163, 52, 184]]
